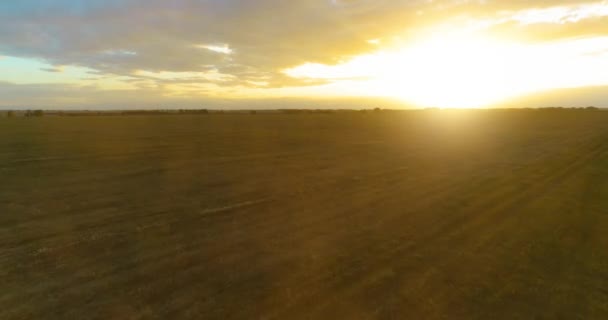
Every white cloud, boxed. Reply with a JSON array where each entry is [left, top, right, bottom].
[[133, 69, 235, 82], [196, 44, 233, 55], [511, 1, 608, 25]]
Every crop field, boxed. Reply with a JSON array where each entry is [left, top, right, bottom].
[[1, 110, 607, 319]]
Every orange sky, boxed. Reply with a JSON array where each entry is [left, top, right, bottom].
[[2, 0, 608, 109]]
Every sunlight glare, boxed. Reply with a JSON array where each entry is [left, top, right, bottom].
[[285, 30, 608, 108], [376, 33, 528, 108]]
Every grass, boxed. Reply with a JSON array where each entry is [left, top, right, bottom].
[[1, 110, 607, 319]]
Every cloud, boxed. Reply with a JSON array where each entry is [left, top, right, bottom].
[[0, 1, 564, 84], [0, 80, 408, 110], [40, 66, 63, 73], [0, 80, 212, 109], [3, 80, 607, 110], [1, 0, 608, 107]]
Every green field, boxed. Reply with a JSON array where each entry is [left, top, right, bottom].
[[1, 110, 607, 319]]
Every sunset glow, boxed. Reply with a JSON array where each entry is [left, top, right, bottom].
[[2, 1, 608, 108], [286, 31, 608, 108]]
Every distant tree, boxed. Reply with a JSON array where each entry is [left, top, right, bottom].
[[6, 110, 14, 117], [250, 110, 257, 115], [587, 106, 599, 110], [24, 110, 44, 117], [374, 107, 381, 112]]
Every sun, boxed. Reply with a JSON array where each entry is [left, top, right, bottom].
[[284, 31, 537, 108], [284, 29, 608, 108], [371, 33, 532, 108]]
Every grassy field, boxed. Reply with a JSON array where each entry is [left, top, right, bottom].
[[1, 110, 607, 319]]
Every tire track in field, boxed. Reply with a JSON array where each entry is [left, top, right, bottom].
[[0, 151, 445, 256], [3, 114, 608, 319], [162, 176, 490, 319], [0, 198, 275, 312], [0, 144, 329, 242], [0, 162, 463, 312], [368, 143, 608, 319], [0, 160, 565, 317], [258, 147, 558, 317], [0, 156, 483, 318], [0, 138, 441, 248], [130, 165, 488, 318], [267, 137, 608, 319], [351, 138, 606, 318], [4, 131, 606, 319]]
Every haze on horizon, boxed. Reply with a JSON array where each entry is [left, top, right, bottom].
[[1, 0, 608, 109]]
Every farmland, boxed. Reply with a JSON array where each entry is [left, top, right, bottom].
[[1, 110, 607, 319]]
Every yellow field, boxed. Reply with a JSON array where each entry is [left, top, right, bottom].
[[1, 110, 607, 319]]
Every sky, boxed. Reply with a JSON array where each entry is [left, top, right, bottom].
[[1, 0, 608, 109]]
